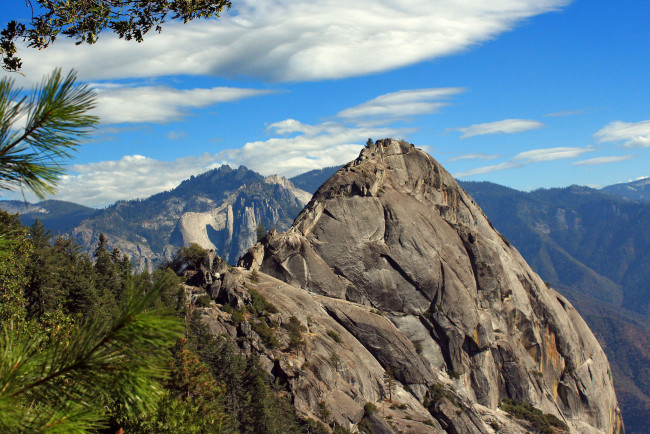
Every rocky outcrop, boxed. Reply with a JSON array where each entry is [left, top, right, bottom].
[[174, 175, 311, 263], [235, 139, 623, 433]]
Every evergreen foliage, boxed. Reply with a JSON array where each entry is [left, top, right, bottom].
[[0, 214, 323, 432], [0, 69, 97, 198], [1, 0, 231, 71], [256, 221, 266, 242], [383, 366, 396, 402], [168, 242, 208, 273], [0, 272, 183, 432], [499, 398, 569, 433]]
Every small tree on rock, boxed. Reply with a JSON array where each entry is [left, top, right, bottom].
[[383, 366, 396, 402]]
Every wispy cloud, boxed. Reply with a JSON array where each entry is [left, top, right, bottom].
[[594, 120, 650, 148], [9, 88, 437, 206], [573, 155, 636, 166], [544, 109, 585, 117], [93, 85, 274, 124], [448, 119, 545, 139], [9, 0, 570, 83], [455, 146, 594, 178], [447, 153, 500, 162], [338, 88, 465, 125], [166, 130, 188, 140]]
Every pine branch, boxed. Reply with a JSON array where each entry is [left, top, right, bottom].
[[0, 273, 183, 431], [0, 68, 98, 198]]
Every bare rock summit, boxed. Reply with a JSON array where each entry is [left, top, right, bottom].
[[236, 138, 624, 433]]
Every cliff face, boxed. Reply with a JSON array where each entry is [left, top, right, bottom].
[[235, 139, 623, 432]]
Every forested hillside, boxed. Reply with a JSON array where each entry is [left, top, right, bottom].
[[0, 210, 326, 432]]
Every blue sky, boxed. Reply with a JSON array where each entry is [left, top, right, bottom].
[[1, 0, 649, 207]]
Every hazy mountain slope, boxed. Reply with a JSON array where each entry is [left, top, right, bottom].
[[602, 178, 650, 202], [0, 199, 97, 232], [460, 181, 650, 317], [234, 139, 623, 433], [289, 166, 341, 194]]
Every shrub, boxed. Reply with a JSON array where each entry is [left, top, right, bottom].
[[250, 268, 260, 284], [413, 341, 423, 354], [231, 309, 245, 325], [499, 398, 569, 434], [248, 287, 278, 315], [318, 401, 330, 421], [283, 316, 306, 350], [250, 319, 280, 349], [194, 294, 211, 307], [169, 243, 207, 272], [363, 402, 377, 417], [327, 329, 343, 343], [426, 383, 461, 409]]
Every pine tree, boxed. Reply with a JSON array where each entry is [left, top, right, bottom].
[[0, 211, 32, 322], [383, 366, 396, 402], [0, 274, 184, 432]]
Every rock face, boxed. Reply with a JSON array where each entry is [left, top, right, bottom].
[[236, 139, 623, 432]]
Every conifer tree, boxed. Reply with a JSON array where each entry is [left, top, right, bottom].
[[0, 274, 183, 432], [383, 366, 396, 402]]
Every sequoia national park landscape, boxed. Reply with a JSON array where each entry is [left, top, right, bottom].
[[5, 139, 650, 432], [1, 0, 649, 433]]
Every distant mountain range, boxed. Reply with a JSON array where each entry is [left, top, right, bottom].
[[1, 165, 312, 270], [1, 162, 648, 431], [602, 177, 650, 202]]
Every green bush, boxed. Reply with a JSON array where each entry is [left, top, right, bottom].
[[231, 309, 245, 325], [282, 316, 306, 350], [499, 398, 569, 434], [194, 294, 211, 308], [248, 288, 278, 315], [169, 243, 207, 272], [363, 402, 377, 417], [327, 329, 343, 343], [250, 319, 280, 349], [250, 268, 259, 284]]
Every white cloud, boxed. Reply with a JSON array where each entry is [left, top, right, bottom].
[[27, 121, 407, 206], [9, 0, 570, 83], [449, 119, 545, 139], [50, 154, 227, 207], [454, 146, 594, 178], [222, 121, 409, 177], [573, 155, 636, 166], [594, 120, 650, 148], [93, 85, 274, 124], [338, 88, 465, 124], [447, 153, 500, 162]]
